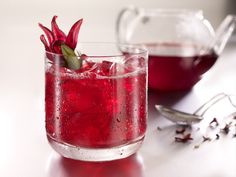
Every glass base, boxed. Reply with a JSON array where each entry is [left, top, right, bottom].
[[47, 135, 144, 161]]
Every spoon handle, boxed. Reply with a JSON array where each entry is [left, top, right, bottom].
[[193, 93, 235, 116]]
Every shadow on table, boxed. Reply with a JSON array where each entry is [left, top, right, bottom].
[[47, 153, 144, 177]]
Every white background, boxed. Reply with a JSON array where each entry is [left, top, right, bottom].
[[0, 0, 236, 177]]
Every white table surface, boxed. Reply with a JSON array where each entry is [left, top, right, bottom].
[[0, 21, 236, 177]]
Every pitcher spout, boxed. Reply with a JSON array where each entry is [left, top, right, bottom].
[[213, 15, 236, 55]]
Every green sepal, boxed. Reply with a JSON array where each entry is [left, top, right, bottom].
[[61, 44, 82, 70]]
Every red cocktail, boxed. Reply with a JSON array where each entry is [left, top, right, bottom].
[[45, 43, 148, 161]]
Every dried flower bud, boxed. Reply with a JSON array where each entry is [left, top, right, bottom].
[[175, 127, 186, 134], [202, 136, 211, 142], [157, 127, 162, 131], [209, 118, 219, 128], [221, 123, 231, 134], [175, 133, 193, 143]]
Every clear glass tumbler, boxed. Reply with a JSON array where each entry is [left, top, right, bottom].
[[45, 43, 148, 161]]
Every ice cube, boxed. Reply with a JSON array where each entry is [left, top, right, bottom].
[[124, 56, 145, 71]]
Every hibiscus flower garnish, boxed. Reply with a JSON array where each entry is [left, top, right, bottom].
[[61, 44, 82, 70], [39, 16, 83, 70]]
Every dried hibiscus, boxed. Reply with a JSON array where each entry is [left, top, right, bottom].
[[202, 136, 211, 142], [175, 127, 186, 134], [39, 16, 83, 70], [157, 126, 162, 131], [221, 123, 231, 134], [209, 118, 219, 128], [194, 136, 212, 149], [175, 133, 193, 143]]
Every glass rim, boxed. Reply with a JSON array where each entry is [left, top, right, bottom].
[[45, 42, 148, 58]]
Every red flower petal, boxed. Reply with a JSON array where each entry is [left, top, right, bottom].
[[40, 34, 51, 51], [38, 23, 54, 45], [51, 16, 66, 41], [80, 54, 88, 60], [65, 19, 83, 49], [51, 40, 64, 54]]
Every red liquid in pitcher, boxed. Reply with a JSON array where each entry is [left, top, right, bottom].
[[45, 59, 146, 148], [147, 43, 218, 90]]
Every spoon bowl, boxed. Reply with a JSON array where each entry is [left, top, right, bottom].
[[155, 93, 236, 125], [155, 105, 203, 125]]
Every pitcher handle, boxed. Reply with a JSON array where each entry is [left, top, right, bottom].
[[116, 6, 139, 44], [213, 15, 236, 55]]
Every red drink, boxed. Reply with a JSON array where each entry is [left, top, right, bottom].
[[45, 44, 147, 161], [147, 43, 218, 91]]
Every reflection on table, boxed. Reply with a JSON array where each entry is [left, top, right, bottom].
[[47, 152, 144, 177]]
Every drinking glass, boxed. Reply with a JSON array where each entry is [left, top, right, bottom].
[[45, 43, 148, 161]]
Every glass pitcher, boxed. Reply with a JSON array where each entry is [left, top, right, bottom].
[[116, 7, 236, 91]]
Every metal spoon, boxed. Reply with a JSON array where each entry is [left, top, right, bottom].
[[155, 105, 203, 125], [155, 93, 236, 125]]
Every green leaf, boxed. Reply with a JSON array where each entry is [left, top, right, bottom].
[[61, 44, 82, 70]]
